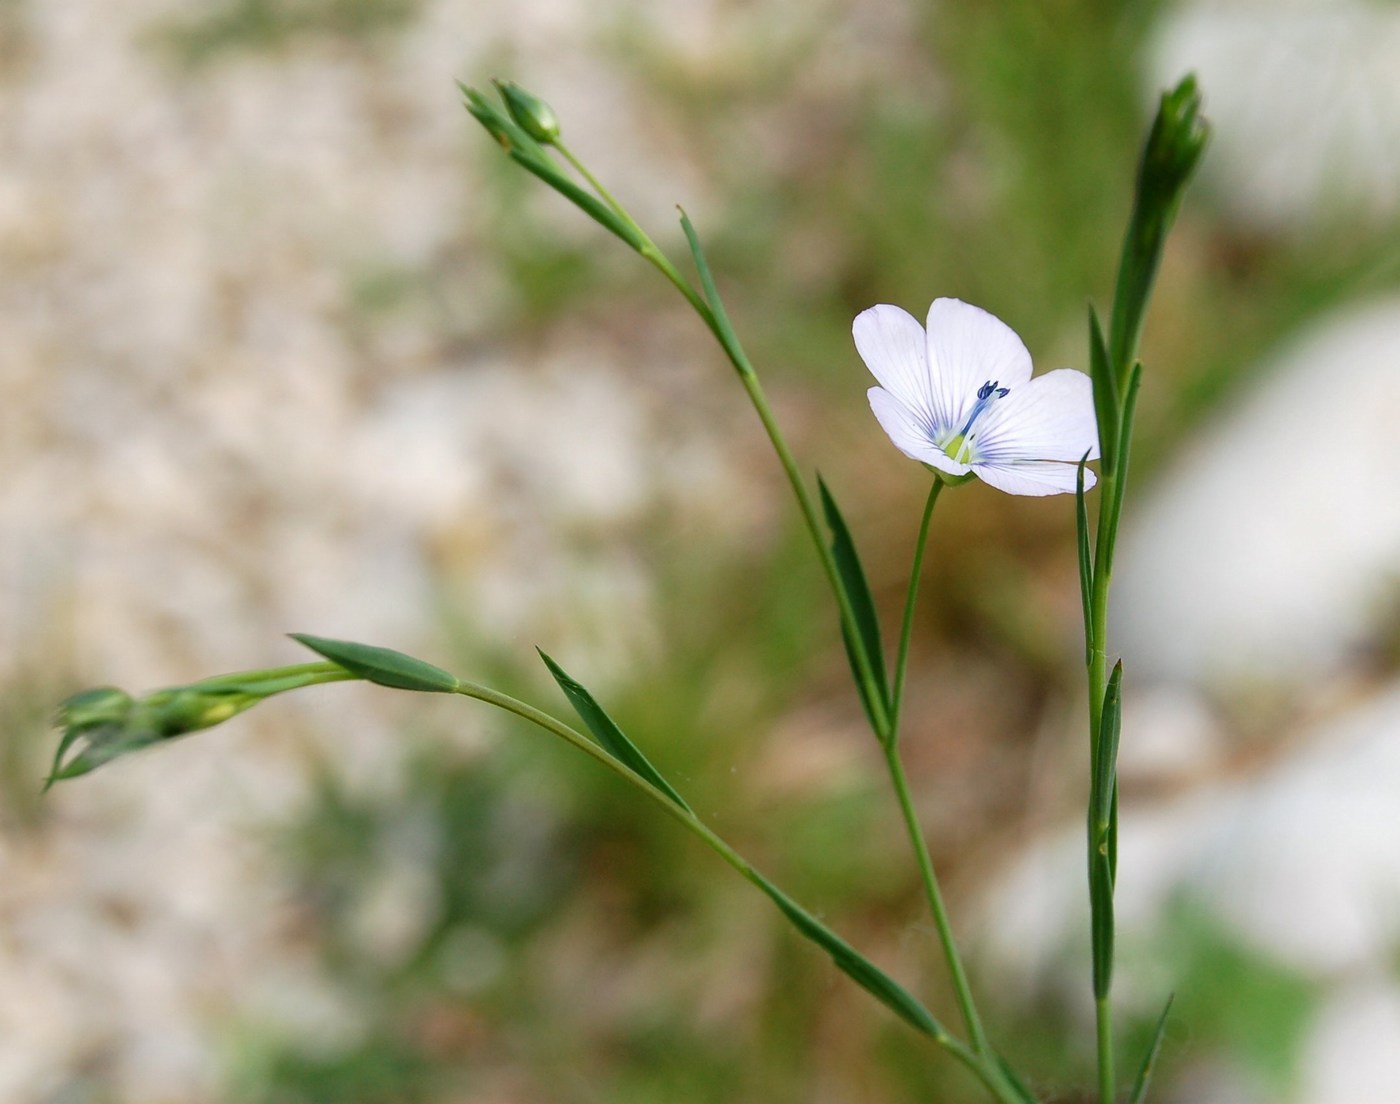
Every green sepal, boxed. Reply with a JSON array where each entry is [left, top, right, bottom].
[[817, 475, 890, 738], [537, 650, 691, 813], [748, 866, 947, 1041], [493, 79, 560, 144], [1128, 993, 1175, 1104], [459, 83, 548, 162], [291, 634, 460, 693], [47, 684, 263, 787]]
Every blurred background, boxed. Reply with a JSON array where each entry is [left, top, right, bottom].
[[3, 1, 1400, 1101]]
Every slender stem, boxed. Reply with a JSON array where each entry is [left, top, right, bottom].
[[1087, 468, 1117, 1104], [450, 678, 1023, 1102], [1097, 994, 1115, 1104], [879, 480, 996, 1058], [542, 142, 1011, 1091], [556, 142, 633, 225], [889, 479, 943, 738], [550, 141, 891, 735], [884, 744, 987, 1052]]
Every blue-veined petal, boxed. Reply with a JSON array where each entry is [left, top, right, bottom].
[[925, 298, 1034, 433], [868, 387, 971, 477], [853, 305, 937, 429], [973, 369, 1101, 464]]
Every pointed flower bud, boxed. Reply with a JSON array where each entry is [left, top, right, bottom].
[[494, 79, 561, 144], [46, 663, 345, 787]]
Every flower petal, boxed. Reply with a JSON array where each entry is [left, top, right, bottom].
[[925, 298, 1034, 432], [971, 368, 1100, 464], [868, 387, 970, 477], [853, 304, 935, 424], [973, 459, 1096, 497]]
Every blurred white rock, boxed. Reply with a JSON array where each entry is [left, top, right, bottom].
[[1114, 298, 1400, 689], [1298, 983, 1400, 1104], [979, 680, 1400, 1097], [1151, 0, 1400, 230]]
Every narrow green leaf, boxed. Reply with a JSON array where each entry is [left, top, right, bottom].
[[1128, 993, 1175, 1104], [678, 209, 754, 377], [1099, 361, 1142, 580], [817, 475, 890, 735], [291, 634, 459, 693], [508, 149, 647, 251], [1090, 847, 1115, 1000], [1088, 306, 1119, 476], [1090, 662, 1123, 1000], [1092, 663, 1124, 833], [538, 650, 692, 813], [1076, 455, 1093, 667], [748, 867, 946, 1041]]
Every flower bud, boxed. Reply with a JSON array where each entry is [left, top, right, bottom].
[[57, 686, 134, 733], [494, 80, 561, 144]]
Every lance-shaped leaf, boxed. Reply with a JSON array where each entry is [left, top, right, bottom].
[[291, 634, 460, 693], [1128, 993, 1175, 1104], [1076, 454, 1094, 666], [1088, 306, 1119, 476], [748, 866, 947, 1041], [537, 650, 691, 813], [677, 209, 755, 378], [1090, 662, 1124, 999], [1098, 362, 1142, 582], [818, 475, 890, 736]]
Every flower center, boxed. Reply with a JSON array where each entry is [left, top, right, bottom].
[[941, 380, 1010, 464]]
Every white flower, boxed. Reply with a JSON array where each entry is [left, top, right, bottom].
[[854, 298, 1100, 496]]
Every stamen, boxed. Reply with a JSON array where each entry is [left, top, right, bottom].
[[957, 379, 1011, 440]]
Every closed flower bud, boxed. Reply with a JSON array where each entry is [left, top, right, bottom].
[[495, 80, 561, 144]]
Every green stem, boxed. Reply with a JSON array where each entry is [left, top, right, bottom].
[[1097, 994, 1115, 1104], [551, 140, 891, 736], [889, 479, 943, 737], [448, 677, 1022, 1102], [881, 481, 994, 1056], [1088, 469, 1117, 1104], [881, 480, 993, 1057], [884, 741, 987, 1056]]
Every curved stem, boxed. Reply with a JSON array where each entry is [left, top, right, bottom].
[[549, 141, 891, 736], [883, 743, 988, 1055], [889, 479, 943, 739], [881, 479, 988, 1051], [449, 677, 1023, 1101]]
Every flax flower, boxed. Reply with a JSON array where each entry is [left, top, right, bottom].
[[855, 298, 1100, 496]]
